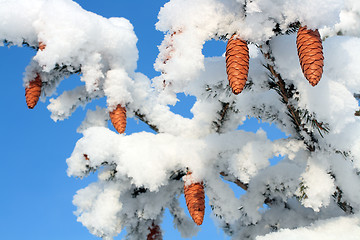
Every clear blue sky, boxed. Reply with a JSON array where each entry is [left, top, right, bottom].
[[0, 1, 285, 239]]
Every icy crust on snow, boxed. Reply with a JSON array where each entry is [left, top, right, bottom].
[[256, 215, 360, 240]]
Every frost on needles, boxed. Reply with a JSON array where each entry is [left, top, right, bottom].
[[2, 0, 360, 239]]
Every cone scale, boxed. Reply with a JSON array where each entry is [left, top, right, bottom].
[[225, 34, 249, 95]]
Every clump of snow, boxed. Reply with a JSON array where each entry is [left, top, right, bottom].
[[73, 181, 123, 238], [256, 215, 360, 240], [77, 107, 108, 133], [298, 155, 335, 212]]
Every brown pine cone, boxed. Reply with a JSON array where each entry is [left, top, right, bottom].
[[147, 223, 162, 240], [296, 26, 324, 86], [38, 41, 46, 51], [25, 42, 46, 109], [109, 104, 127, 134], [25, 74, 42, 109], [226, 34, 249, 95], [184, 172, 205, 225]]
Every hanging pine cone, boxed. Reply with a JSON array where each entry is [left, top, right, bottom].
[[184, 172, 205, 225], [25, 42, 45, 109], [147, 223, 162, 240], [109, 104, 127, 134], [38, 41, 46, 51], [225, 34, 249, 95], [25, 74, 42, 109], [296, 26, 324, 86]]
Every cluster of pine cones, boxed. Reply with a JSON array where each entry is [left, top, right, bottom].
[[226, 26, 324, 94], [181, 25, 325, 233], [23, 25, 324, 239], [24, 42, 127, 134]]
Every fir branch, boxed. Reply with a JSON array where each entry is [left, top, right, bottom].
[[354, 93, 360, 101], [134, 111, 160, 133], [220, 171, 248, 191], [214, 102, 231, 134], [262, 42, 354, 214], [333, 186, 353, 214], [260, 43, 325, 151], [272, 21, 300, 36]]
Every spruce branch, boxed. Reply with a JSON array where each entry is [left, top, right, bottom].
[[214, 102, 231, 134], [260, 42, 328, 151], [353, 93, 360, 101], [261, 41, 355, 215], [134, 110, 160, 133], [333, 186, 354, 214], [220, 171, 248, 191]]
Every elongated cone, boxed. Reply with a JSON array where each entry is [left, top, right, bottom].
[[25, 74, 42, 109], [226, 34, 249, 95], [147, 223, 162, 240], [184, 172, 205, 225], [25, 42, 45, 109], [296, 26, 324, 86], [109, 104, 126, 134]]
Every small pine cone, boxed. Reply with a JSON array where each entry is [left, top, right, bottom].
[[225, 34, 249, 95], [109, 104, 127, 134], [184, 172, 205, 225], [296, 26, 324, 86], [147, 223, 162, 240], [38, 41, 46, 51], [25, 74, 42, 109]]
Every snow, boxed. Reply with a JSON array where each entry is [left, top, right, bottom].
[[2, 0, 360, 239], [298, 154, 335, 212], [256, 215, 360, 240]]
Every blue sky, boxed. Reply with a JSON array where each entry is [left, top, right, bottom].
[[0, 1, 285, 239]]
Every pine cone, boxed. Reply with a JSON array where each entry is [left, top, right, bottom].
[[25, 42, 46, 109], [184, 172, 205, 225], [38, 41, 46, 51], [296, 26, 324, 86], [109, 104, 127, 134], [226, 34, 249, 95], [25, 74, 42, 109], [147, 223, 162, 240]]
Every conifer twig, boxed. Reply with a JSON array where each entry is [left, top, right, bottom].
[[260, 43, 321, 151], [220, 172, 248, 191], [134, 111, 160, 133]]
